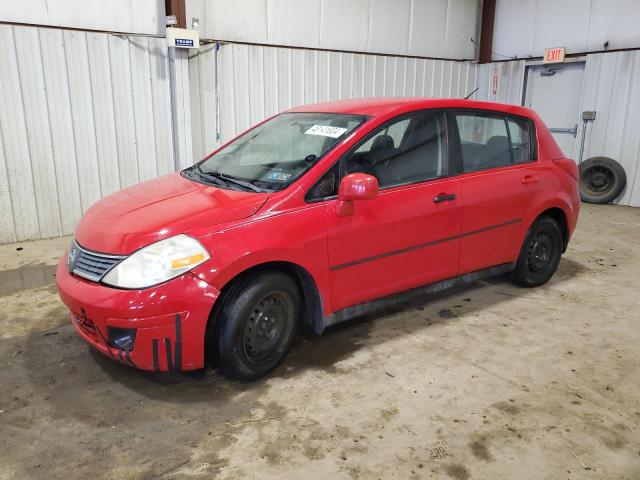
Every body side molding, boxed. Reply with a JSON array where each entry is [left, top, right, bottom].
[[323, 262, 515, 329]]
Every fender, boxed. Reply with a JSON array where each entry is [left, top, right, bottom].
[[523, 196, 576, 254], [191, 204, 334, 323], [529, 197, 573, 228]]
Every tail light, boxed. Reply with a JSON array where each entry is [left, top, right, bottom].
[[553, 158, 579, 180]]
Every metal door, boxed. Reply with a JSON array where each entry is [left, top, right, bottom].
[[523, 62, 585, 159]]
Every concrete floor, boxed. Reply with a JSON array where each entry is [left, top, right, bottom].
[[0, 203, 639, 480]]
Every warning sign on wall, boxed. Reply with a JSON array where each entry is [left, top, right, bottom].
[[492, 66, 499, 95]]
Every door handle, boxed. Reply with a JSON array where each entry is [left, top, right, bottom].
[[433, 193, 457, 203], [549, 124, 578, 137], [522, 175, 538, 185]]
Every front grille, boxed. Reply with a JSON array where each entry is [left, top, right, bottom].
[[70, 242, 125, 282]]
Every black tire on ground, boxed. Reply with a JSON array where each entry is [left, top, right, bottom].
[[216, 272, 300, 381], [579, 156, 626, 204], [513, 216, 563, 288]]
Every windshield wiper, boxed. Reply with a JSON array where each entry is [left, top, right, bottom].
[[200, 169, 265, 193], [193, 165, 227, 187]]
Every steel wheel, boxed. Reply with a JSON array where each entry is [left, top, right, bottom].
[[243, 291, 293, 363], [580, 165, 614, 197], [215, 272, 300, 381], [513, 216, 563, 288], [578, 156, 626, 204], [525, 230, 554, 276]]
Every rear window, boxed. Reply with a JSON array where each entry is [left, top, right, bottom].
[[455, 113, 534, 172]]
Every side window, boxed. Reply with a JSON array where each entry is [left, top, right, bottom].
[[507, 117, 532, 164], [456, 113, 511, 172], [305, 163, 339, 201], [356, 118, 411, 154], [341, 111, 447, 188]]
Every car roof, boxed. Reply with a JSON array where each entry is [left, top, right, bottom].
[[288, 97, 535, 119]]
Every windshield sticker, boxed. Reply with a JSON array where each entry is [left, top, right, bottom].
[[267, 171, 292, 182], [305, 125, 348, 138]]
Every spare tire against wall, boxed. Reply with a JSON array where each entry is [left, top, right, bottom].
[[578, 157, 627, 204]]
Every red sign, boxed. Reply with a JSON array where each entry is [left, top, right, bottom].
[[492, 66, 499, 95], [544, 47, 566, 64]]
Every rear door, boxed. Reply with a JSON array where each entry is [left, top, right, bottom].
[[318, 110, 463, 312], [452, 110, 543, 274]]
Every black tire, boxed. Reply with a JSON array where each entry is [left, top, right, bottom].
[[513, 216, 563, 288], [579, 156, 626, 204], [216, 272, 300, 381]]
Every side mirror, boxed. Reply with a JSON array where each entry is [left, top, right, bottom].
[[336, 173, 378, 216]]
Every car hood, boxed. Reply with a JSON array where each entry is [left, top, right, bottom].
[[74, 173, 268, 254]]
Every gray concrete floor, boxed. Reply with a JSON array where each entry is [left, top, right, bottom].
[[0, 203, 639, 480]]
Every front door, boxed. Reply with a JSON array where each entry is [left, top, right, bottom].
[[324, 110, 463, 311], [524, 62, 585, 159]]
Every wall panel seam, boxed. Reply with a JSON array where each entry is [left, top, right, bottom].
[[12, 26, 41, 238]]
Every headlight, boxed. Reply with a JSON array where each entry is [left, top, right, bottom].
[[102, 234, 210, 289], [67, 238, 79, 271]]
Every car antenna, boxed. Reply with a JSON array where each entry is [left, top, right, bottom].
[[464, 87, 480, 99]]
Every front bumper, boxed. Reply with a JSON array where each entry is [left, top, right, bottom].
[[56, 254, 220, 371]]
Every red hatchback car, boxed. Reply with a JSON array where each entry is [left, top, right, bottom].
[[57, 98, 580, 380]]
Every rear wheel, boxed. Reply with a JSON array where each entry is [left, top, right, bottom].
[[513, 216, 563, 288], [216, 272, 300, 381]]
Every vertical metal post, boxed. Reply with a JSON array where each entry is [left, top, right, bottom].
[[578, 111, 596, 164], [165, 0, 187, 28], [165, 0, 193, 170], [478, 0, 496, 64], [578, 119, 588, 164], [214, 42, 222, 146]]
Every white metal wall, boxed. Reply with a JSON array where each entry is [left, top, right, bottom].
[[189, 42, 481, 160], [476, 53, 640, 208], [0, 0, 165, 35], [476, 61, 526, 105], [4, 27, 639, 245], [0, 25, 175, 244], [492, 0, 640, 61], [580, 51, 640, 207], [186, 0, 481, 60]]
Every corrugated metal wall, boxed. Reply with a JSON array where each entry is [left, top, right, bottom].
[[0, 0, 165, 35], [580, 51, 640, 207], [186, 0, 481, 60], [476, 54, 640, 208], [189, 42, 481, 160], [0, 25, 175, 244], [476, 61, 526, 105], [189, 43, 219, 164], [493, 0, 640, 61], [3, 26, 639, 245]]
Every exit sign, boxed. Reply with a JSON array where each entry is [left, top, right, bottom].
[[544, 47, 566, 64]]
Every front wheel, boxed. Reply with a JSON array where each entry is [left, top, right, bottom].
[[216, 272, 300, 381], [513, 216, 563, 288]]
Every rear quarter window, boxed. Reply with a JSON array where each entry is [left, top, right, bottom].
[[507, 117, 532, 164]]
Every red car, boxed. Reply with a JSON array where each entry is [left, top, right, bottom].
[[57, 98, 580, 380]]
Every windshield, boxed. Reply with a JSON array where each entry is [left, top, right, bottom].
[[183, 112, 367, 192]]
